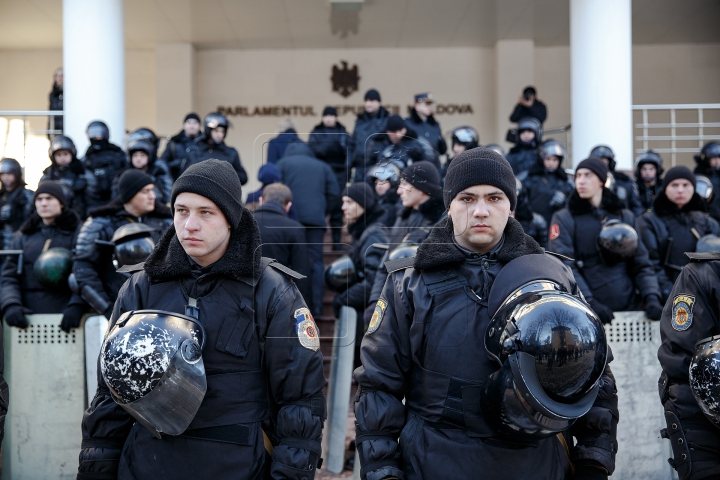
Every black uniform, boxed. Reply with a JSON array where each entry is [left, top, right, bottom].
[[159, 131, 199, 179], [611, 171, 644, 217], [182, 138, 248, 185], [366, 131, 435, 173], [506, 144, 539, 177], [658, 253, 720, 480], [0, 184, 35, 250], [548, 188, 661, 314], [40, 157, 87, 218], [72, 200, 172, 316], [351, 107, 390, 181], [82, 141, 128, 212], [637, 192, 720, 301], [78, 214, 326, 479], [404, 109, 447, 162], [522, 162, 574, 227], [0, 209, 82, 315], [112, 161, 174, 206], [48, 82, 63, 133], [515, 186, 549, 247], [509, 100, 547, 124], [637, 179, 661, 213], [354, 217, 618, 480]]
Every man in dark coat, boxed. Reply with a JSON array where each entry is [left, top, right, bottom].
[[509, 86, 547, 124], [637, 166, 720, 302], [658, 252, 720, 480], [351, 89, 390, 181], [335, 182, 388, 368], [41, 135, 87, 218], [366, 115, 434, 172], [73, 170, 173, 318], [548, 157, 663, 324], [635, 150, 664, 213], [182, 113, 248, 184], [159, 113, 202, 179], [0, 157, 35, 249], [253, 183, 312, 306], [277, 142, 340, 317], [82, 121, 128, 212], [309, 106, 351, 246], [77, 159, 326, 479], [267, 119, 302, 164], [506, 117, 541, 176], [48, 67, 63, 135], [0, 182, 86, 332], [404, 93, 447, 165], [590, 145, 644, 217], [355, 148, 618, 480]]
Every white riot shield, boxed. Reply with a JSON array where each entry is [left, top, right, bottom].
[[84, 315, 109, 405], [3, 314, 86, 479]]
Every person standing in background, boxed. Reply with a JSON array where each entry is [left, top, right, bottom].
[[48, 67, 63, 137]]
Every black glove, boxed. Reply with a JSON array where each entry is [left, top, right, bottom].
[[60, 304, 87, 333], [644, 295, 664, 321], [332, 293, 346, 319], [590, 299, 615, 324], [4, 304, 30, 329], [549, 190, 567, 209], [573, 464, 608, 480]]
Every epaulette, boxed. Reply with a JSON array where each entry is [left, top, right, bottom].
[[372, 243, 390, 250], [686, 252, 720, 262], [117, 262, 145, 274], [267, 260, 306, 280], [543, 250, 575, 262], [384, 256, 415, 274]]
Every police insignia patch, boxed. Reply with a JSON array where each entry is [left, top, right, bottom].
[[549, 223, 560, 240], [294, 307, 320, 351], [671, 294, 695, 331], [367, 298, 387, 334]]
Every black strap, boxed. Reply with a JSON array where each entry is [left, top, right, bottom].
[[179, 424, 251, 445], [286, 394, 327, 419], [279, 437, 322, 457], [81, 438, 125, 450], [267, 260, 306, 279], [384, 256, 415, 273], [355, 430, 397, 445]]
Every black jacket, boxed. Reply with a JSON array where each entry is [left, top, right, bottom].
[[72, 200, 173, 312], [82, 142, 128, 212], [506, 145, 539, 176], [404, 109, 447, 159], [276, 142, 340, 227], [267, 129, 302, 164], [351, 107, 390, 176], [376, 188, 401, 228], [308, 122, 350, 172], [548, 189, 661, 311], [509, 100, 547, 124], [637, 192, 719, 301], [253, 202, 313, 305], [0, 185, 35, 249], [612, 171, 644, 217], [78, 210, 326, 479], [0, 209, 83, 315], [523, 162, 574, 226], [111, 159, 174, 206], [366, 129, 437, 172], [636, 179, 661, 214], [183, 138, 248, 185], [48, 82, 63, 132], [515, 186, 549, 248], [159, 131, 200, 179], [354, 217, 618, 480], [658, 254, 720, 480], [41, 157, 87, 218]]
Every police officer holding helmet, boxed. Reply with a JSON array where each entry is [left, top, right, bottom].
[[354, 148, 618, 480], [0, 181, 85, 332], [79, 159, 326, 479]]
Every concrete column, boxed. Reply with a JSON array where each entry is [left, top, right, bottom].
[[570, 0, 633, 169], [495, 39, 535, 147], [63, 0, 125, 153], [155, 43, 195, 138]]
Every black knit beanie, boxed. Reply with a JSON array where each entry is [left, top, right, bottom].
[[342, 182, 376, 210], [576, 157, 608, 184], [443, 147, 517, 210], [663, 166, 696, 191], [184, 112, 200, 123], [118, 169, 154, 204], [386, 115, 406, 132], [364, 89, 381, 102], [34, 180, 67, 207], [171, 159, 244, 229], [401, 161, 441, 197]]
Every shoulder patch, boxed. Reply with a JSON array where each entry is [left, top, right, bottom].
[[549, 223, 560, 240], [367, 298, 387, 334], [671, 294, 695, 331], [294, 307, 320, 351]]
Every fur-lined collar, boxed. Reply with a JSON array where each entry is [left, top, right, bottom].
[[144, 207, 262, 284], [408, 108, 439, 126], [19, 208, 79, 234], [567, 188, 625, 216], [348, 205, 386, 240], [413, 216, 543, 272], [653, 190, 706, 216], [88, 199, 172, 219]]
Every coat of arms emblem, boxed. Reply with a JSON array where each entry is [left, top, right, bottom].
[[331, 61, 360, 98]]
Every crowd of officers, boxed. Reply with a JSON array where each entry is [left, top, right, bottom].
[[0, 84, 716, 479]]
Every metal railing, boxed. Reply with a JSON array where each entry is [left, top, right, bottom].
[[633, 104, 720, 167]]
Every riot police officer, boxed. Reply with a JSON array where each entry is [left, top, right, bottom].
[[0, 181, 85, 332], [590, 144, 644, 217], [637, 166, 720, 302], [522, 139, 574, 230], [441, 126, 479, 179], [40, 135, 87, 218], [73, 170, 172, 318], [181, 113, 248, 184], [113, 138, 173, 205], [366, 115, 434, 173], [635, 150, 664, 213], [506, 117, 541, 176], [548, 157, 663, 323], [658, 251, 720, 479], [0, 157, 35, 249], [159, 113, 202, 179], [367, 163, 401, 227], [354, 148, 618, 480], [78, 159, 326, 479], [82, 120, 128, 212]]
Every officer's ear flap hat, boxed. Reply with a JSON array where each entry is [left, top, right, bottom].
[[443, 147, 517, 211]]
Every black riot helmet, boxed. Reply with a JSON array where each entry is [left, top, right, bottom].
[[33, 247, 73, 289], [204, 113, 229, 136], [49, 135, 77, 161], [388, 243, 418, 261], [100, 309, 207, 437], [0, 157, 23, 180], [695, 175, 713, 201], [516, 117, 543, 147], [451, 126, 479, 150], [590, 145, 616, 171], [367, 162, 401, 187], [695, 142, 720, 170], [635, 150, 664, 178], [127, 139, 156, 165], [539, 139, 567, 166], [483, 254, 607, 441], [485, 144, 506, 158], [597, 219, 638, 264], [690, 335, 720, 428], [696, 235, 720, 253], [324, 255, 357, 293], [86, 120, 110, 140], [128, 127, 159, 151], [111, 223, 157, 268]]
